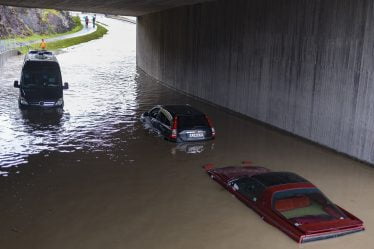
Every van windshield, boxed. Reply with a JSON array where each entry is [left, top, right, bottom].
[[21, 62, 62, 89], [273, 188, 347, 226]]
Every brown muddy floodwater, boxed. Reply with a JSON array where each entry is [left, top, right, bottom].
[[0, 18, 373, 249]]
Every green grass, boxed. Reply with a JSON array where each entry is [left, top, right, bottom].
[[14, 16, 83, 42], [18, 24, 108, 54], [42, 9, 60, 22]]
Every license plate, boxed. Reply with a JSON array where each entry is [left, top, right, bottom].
[[188, 132, 204, 138]]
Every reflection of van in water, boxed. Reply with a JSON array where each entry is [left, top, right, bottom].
[[14, 51, 69, 108]]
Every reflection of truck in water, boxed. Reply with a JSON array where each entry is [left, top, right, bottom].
[[14, 51, 69, 108]]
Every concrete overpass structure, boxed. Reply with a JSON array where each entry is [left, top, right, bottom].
[[0, 0, 214, 16], [2, 0, 374, 164]]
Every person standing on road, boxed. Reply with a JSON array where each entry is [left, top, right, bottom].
[[40, 39, 47, 50], [85, 16, 89, 28], [92, 15, 96, 28]]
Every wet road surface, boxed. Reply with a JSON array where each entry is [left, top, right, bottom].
[[0, 18, 373, 249]]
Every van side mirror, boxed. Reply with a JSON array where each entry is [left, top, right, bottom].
[[14, 80, 19, 88], [63, 82, 69, 90]]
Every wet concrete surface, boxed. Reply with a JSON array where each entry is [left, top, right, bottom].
[[0, 18, 373, 249]]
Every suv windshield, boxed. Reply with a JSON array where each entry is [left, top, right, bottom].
[[22, 61, 62, 89], [273, 188, 347, 225], [178, 115, 209, 130]]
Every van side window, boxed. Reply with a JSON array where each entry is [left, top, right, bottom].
[[233, 177, 265, 202], [158, 112, 171, 127]]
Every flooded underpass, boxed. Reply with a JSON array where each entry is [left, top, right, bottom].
[[0, 18, 373, 249]]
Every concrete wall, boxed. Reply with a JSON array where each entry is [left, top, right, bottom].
[[137, 0, 374, 164], [0, 50, 17, 68]]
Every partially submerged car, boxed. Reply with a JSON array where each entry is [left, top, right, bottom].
[[203, 162, 364, 243], [14, 50, 69, 108], [141, 105, 215, 142]]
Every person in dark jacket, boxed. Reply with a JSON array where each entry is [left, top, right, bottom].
[[92, 15, 96, 28]]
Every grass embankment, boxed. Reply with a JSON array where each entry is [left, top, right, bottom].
[[15, 16, 83, 43], [18, 24, 108, 54]]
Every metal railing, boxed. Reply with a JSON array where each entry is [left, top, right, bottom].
[[0, 39, 25, 53], [0, 39, 32, 53], [106, 15, 136, 24], [0, 39, 16, 53]]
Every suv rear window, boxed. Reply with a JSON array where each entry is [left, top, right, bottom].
[[177, 115, 209, 130]]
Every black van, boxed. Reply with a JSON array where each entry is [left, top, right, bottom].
[[14, 50, 69, 108]]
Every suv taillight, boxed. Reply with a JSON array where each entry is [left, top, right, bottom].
[[206, 115, 215, 137], [170, 116, 178, 139]]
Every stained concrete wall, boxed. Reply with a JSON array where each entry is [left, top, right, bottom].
[[137, 0, 374, 164]]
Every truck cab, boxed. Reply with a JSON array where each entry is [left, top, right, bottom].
[[14, 50, 69, 108]]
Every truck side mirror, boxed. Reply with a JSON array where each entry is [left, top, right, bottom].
[[63, 82, 69, 90], [14, 80, 19, 88]]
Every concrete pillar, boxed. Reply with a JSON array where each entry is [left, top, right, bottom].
[[137, 0, 374, 164]]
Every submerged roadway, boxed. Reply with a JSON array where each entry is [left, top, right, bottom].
[[0, 17, 373, 249]]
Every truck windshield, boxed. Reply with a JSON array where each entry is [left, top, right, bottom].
[[21, 62, 62, 89], [273, 188, 347, 225]]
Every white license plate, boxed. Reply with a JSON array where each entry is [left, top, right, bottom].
[[189, 133, 204, 138]]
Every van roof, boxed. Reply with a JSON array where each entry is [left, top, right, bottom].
[[25, 50, 58, 63]]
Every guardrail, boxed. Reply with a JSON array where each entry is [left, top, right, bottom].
[[106, 15, 136, 24], [0, 39, 31, 54], [0, 39, 15, 53], [0, 39, 30, 67]]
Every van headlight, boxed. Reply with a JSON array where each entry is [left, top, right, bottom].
[[20, 97, 28, 105], [55, 98, 63, 106]]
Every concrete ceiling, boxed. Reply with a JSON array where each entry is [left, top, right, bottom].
[[0, 0, 213, 16]]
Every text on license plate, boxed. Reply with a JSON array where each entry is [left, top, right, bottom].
[[189, 133, 204, 138]]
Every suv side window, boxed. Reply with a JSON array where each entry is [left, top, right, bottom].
[[232, 177, 265, 202], [158, 112, 171, 127], [149, 108, 160, 118]]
